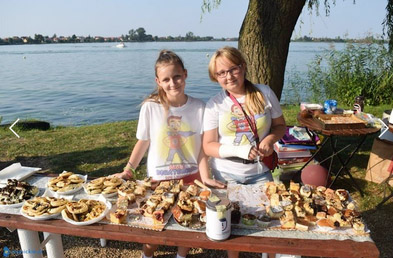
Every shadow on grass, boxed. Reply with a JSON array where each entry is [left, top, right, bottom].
[[0, 146, 134, 178], [362, 201, 393, 258]]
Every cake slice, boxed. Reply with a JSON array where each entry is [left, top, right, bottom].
[[110, 209, 128, 224]]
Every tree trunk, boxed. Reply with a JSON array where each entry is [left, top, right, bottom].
[[239, 0, 306, 101]]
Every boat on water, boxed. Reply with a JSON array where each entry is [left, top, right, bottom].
[[116, 42, 126, 48]]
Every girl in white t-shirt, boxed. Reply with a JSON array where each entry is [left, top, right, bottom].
[[203, 46, 286, 258], [114, 50, 224, 258]]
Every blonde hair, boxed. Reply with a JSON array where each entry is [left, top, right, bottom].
[[208, 46, 266, 114], [143, 50, 186, 111]]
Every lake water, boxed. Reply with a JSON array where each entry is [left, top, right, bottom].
[[0, 41, 343, 126]]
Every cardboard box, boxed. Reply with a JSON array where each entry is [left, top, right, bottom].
[[365, 138, 393, 186]]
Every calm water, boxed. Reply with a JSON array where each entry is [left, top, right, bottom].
[[0, 41, 343, 126]]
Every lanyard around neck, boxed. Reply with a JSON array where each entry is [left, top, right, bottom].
[[226, 90, 259, 144]]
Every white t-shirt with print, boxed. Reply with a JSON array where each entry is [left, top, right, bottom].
[[137, 96, 205, 181], [204, 84, 282, 175]]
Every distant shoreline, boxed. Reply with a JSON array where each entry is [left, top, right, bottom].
[[0, 35, 387, 46]]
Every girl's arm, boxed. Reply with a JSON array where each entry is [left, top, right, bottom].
[[199, 135, 226, 189], [258, 115, 286, 157], [114, 139, 150, 180], [203, 128, 256, 160], [202, 128, 221, 158]]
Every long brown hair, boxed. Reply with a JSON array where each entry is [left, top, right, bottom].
[[143, 50, 186, 111], [208, 46, 266, 114]]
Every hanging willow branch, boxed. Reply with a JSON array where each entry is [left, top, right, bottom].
[[383, 0, 393, 52]]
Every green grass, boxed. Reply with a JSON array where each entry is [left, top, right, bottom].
[[1, 106, 392, 256]]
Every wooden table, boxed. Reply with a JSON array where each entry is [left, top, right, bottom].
[[297, 114, 380, 195], [0, 212, 379, 258]]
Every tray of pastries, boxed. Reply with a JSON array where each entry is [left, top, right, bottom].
[[107, 178, 176, 231], [313, 114, 366, 129], [264, 181, 367, 235]]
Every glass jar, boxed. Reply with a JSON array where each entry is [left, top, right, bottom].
[[354, 96, 365, 113]]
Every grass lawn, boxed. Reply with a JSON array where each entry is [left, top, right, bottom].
[[1, 104, 392, 257]]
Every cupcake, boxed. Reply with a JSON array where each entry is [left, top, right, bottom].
[[257, 214, 271, 228], [241, 213, 256, 226]]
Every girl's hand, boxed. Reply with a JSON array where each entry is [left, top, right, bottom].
[[202, 178, 227, 189], [248, 146, 259, 160], [112, 171, 132, 180], [258, 139, 274, 157]]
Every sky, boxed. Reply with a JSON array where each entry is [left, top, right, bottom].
[[0, 0, 388, 39]]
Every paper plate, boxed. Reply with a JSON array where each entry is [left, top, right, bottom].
[[82, 184, 118, 198], [47, 174, 87, 195], [0, 186, 40, 208], [61, 198, 111, 226], [82, 177, 124, 198], [20, 208, 62, 221], [0, 163, 41, 184]]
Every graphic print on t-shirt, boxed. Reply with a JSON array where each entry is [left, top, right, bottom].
[[156, 115, 198, 179], [223, 103, 267, 145]]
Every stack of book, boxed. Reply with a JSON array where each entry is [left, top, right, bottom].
[[274, 126, 319, 180]]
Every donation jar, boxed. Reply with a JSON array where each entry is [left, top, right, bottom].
[[206, 194, 232, 241]]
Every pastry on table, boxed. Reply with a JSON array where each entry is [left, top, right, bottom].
[[300, 185, 312, 198], [110, 209, 128, 224], [280, 210, 295, 229], [266, 205, 284, 219], [289, 181, 300, 193], [295, 222, 309, 231], [116, 196, 129, 210], [186, 185, 198, 196], [199, 190, 211, 201], [152, 209, 165, 224], [269, 193, 280, 207]]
